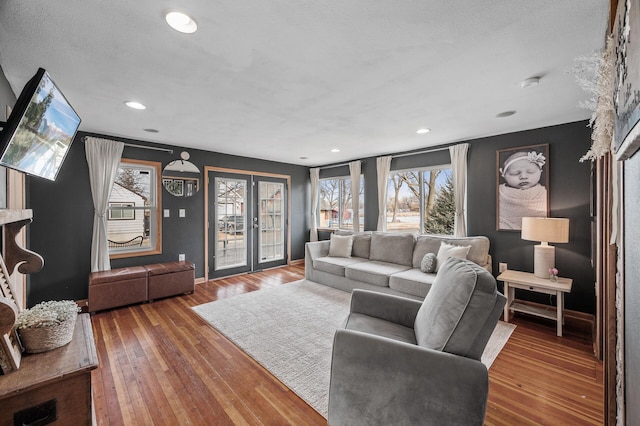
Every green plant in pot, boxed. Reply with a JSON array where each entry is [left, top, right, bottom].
[[15, 300, 80, 353]]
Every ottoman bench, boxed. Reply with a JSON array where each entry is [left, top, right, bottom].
[[88, 266, 148, 313], [145, 261, 195, 302]]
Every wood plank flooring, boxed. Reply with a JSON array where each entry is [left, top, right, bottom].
[[91, 264, 603, 425]]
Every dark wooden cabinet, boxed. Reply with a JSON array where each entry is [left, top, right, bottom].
[[0, 314, 98, 425]]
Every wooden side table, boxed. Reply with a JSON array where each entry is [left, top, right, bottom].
[[497, 270, 572, 336], [0, 313, 98, 425]]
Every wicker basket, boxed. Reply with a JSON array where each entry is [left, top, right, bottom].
[[17, 312, 77, 353]]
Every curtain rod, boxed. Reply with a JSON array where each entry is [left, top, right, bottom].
[[319, 160, 364, 170], [391, 145, 450, 159], [81, 136, 173, 154], [318, 145, 451, 170]]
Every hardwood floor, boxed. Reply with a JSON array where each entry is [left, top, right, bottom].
[[91, 264, 603, 425]]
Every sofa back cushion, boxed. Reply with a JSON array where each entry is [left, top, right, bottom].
[[412, 235, 490, 269], [334, 230, 372, 258], [369, 232, 415, 266], [413, 257, 503, 360]]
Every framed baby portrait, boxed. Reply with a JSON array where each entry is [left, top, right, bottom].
[[496, 143, 549, 231]]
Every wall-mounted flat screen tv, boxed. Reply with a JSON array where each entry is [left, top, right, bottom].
[[0, 68, 81, 181]]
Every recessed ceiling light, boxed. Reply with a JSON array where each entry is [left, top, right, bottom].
[[416, 128, 431, 134], [144, 128, 159, 133], [165, 11, 198, 34], [520, 77, 540, 88], [125, 101, 146, 110], [331, 148, 340, 153], [496, 110, 516, 118], [299, 156, 308, 160]]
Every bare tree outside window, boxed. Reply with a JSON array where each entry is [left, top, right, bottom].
[[318, 176, 363, 229]]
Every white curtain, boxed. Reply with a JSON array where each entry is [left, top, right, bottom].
[[449, 143, 469, 237], [310, 168, 320, 241], [85, 137, 125, 272], [376, 156, 392, 231], [349, 160, 361, 232]]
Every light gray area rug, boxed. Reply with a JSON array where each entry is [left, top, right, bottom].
[[192, 280, 515, 418]]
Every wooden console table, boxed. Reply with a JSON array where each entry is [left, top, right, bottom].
[[497, 270, 572, 337], [0, 314, 98, 425]]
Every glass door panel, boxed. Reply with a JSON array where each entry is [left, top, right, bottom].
[[210, 174, 250, 278], [258, 181, 285, 264]]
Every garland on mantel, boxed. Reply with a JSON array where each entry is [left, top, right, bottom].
[[572, 34, 615, 162]]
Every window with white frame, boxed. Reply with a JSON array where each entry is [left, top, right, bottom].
[[107, 159, 161, 256], [108, 203, 135, 220], [318, 176, 364, 230], [386, 166, 454, 235]]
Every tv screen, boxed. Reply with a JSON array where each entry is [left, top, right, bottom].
[[0, 68, 81, 181]]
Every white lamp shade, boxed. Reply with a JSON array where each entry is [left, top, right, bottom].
[[521, 217, 569, 243]]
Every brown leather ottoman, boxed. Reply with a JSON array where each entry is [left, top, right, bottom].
[[145, 261, 195, 302], [89, 266, 148, 313]]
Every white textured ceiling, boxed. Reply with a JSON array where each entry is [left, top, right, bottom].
[[0, 1, 609, 166]]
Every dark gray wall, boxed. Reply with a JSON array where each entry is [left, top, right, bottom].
[[357, 121, 595, 313], [26, 131, 309, 305], [624, 152, 640, 423], [466, 122, 595, 314], [23, 123, 595, 314]]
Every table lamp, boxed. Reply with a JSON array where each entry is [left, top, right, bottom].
[[521, 217, 569, 278]]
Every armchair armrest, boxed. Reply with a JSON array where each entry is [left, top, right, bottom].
[[349, 289, 423, 328], [329, 329, 488, 426]]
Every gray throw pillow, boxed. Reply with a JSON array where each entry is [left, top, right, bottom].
[[329, 234, 353, 258], [420, 253, 437, 273]]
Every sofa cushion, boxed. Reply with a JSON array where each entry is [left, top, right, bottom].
[[352, 232, 372, 258], [369, 232, 415, 266], [334, 230, 372, 258], [345, 261, 411, 287], [344, 313, 417, 345], [413, 257, 500, 359], [388, 268, 437, 298], [329, 234, 353, 257], [435, 242, 470, 272], [412, 235, 490, 268], [314, 256, 367, 277]]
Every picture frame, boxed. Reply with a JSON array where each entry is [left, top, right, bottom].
[[613, 0, 640, 160], [496, 143, 549, 231]]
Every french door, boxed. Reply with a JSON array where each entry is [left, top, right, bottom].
[[208, 170, 288, 279]]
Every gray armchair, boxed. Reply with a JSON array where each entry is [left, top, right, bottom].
[[328, 257, 506, 426]]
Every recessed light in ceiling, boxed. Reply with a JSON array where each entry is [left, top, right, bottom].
[[496, 110, 516, 118], [416, 128, 431, 134], [299, 156, 308, 160], [144, 128, 159, 133], [330, 148, 340, 153], [520, 77, 540, 88], [165, 11, 198, 34], [125, 101, 146, 110]]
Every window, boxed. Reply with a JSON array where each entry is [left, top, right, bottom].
[[318, 176, 364, 230], [108, 203, 135, 220], [386, 166, 454, 235], [108, 159, 161, 257]]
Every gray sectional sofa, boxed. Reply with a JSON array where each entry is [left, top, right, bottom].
[[305, 231, 491, 300]]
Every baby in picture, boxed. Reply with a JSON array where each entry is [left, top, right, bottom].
[[498, 151, 547, 230]]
